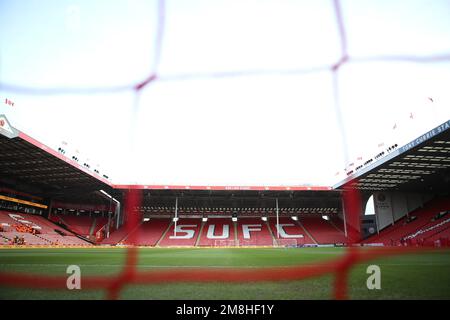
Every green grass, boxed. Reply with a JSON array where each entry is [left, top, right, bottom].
[[0, 247, 449, 300]]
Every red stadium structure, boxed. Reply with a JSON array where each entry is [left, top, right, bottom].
[[0, 114, 449, 249], [1, 114, 450, 301], [1, 0, 450, 302]]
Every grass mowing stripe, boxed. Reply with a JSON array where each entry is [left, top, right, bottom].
[[0, 247, 449, 300]]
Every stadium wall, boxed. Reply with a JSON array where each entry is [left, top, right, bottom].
[[374, 192, 433, 231]]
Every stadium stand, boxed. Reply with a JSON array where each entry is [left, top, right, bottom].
[[198, 218, 235, 246], [0, 211, 21, 228], [49, 214, 108, 239], [0, 232, 51, 245], [236, 218, 273, 246], [406, 218, 450, 246], [268, 217, 315, 245], [100, 227, 132, 245], [93, 217, 109, 235], [96, 215, 353, 247], [299, 215, 348, 245], [158, 218, 201, 247], [426, 227, 450, 246], [0, 210, 92, 246], [1, 115, 447, 249], [362, 197, 450, 246], [121, 218, 171, 246], [39, 234, 91, 246], [329, 216, 345, 233], [50, 215, 92, 236]]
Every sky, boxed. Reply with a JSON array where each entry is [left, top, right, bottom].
[[0, 0, 449, 186]]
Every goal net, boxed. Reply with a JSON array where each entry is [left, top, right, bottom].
[[1, 0, 449, 301], [238, 240, 258, 247], [213, 240, 236, 247], [273, 238, 301, 248]]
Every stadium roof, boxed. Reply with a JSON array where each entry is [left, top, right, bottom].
[[0, 114, 332, 197], [114, 184, 332, 191], [130, 188, 342, 211], [0, 114, 113, 199], [2, 114, 448, 204], [334, 119, 450, 193]]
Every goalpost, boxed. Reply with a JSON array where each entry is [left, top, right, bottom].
[[273, 198, 303, 248], [214, 239, 236, 247], [273, 237, 303, 248]]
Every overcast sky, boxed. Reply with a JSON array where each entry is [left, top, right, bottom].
[[1, 0, 449, 186]]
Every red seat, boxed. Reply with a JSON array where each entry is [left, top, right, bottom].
[[300, 215, 347, 244], [268, 217, 315, 245], [198, 218, 235, 246], [122, 219, 170, 246], [362, 198, 450, 246], [158, 218, 201, 247], [236, 218, 273, 246]]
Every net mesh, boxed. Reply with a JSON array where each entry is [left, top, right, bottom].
[[273, 238, 299, 247], [0, 0, 449, 300], [214, 239, 236, 247]]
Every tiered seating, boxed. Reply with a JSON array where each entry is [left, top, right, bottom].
[[0, 211, 21, 228], [0, 232, 52, 245], [329, 216, 345, 232], [361, 215, 432, 245], [93, 217, 109, 235], [40, 234, 90, 245], [198, 218, 235, 246], [158, 218, 201, 246], [404, 216, 450, 244], [362, 198, 450, 245], [100, 227, 132, 245], [50, 214, 109, 241], [268, 217, 315, 245], [236, 218, 273, 246], [300, 215, 347, 244], [0, 210, 91, 246], [122, 219, 170, 246], [16, 213, 68, 235], [60, 215, 94, 237], [426, 226, 450, 244]]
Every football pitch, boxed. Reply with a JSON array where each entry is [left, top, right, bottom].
[[0, 247, 449, 300]]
